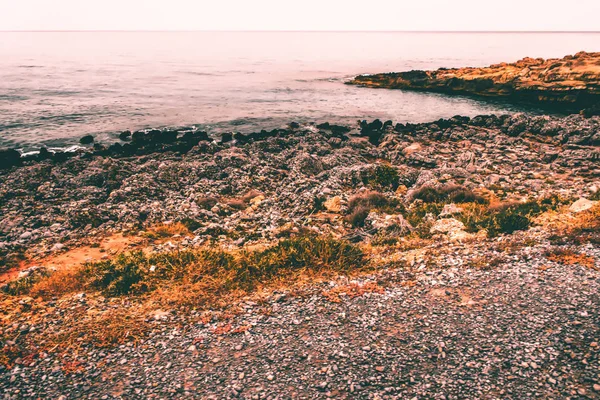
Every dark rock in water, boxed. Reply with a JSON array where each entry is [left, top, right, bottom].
[[80, 135, 94, 145], [360, 119, 385, 145], [51, 151, 69, 162], [0, 148, 22, 169], [147, 129, 163, 143], [318, 122, 351, 136], [196, 131, 210, 142], [38, 147, 51, 161], [108, 143, 123, 155], [233, 132, 249, 143], [121, 143, 135, 156], [119, 130, 132, 141], [581, 104, 600, 118], [450, 115, 471, 125], [131, 131, 146, 144], [394, 123, 405, 132], [289, 122, 300, 129], [162, 130, 178, 143], [221, 132, 233, 143]]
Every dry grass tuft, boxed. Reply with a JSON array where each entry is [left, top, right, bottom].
[[346, 191, 395, 227], [53, 308, 151, 350], [28, 267, 87, 299], [546, 249, 597, 270], [411, 184, 486, 204], [17, 236, 365, 310], [144, 222, 192, 239]]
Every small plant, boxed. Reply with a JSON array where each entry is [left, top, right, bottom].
[[411, 184, 486, 204], [1, 267, 52, 296], [323, 282, 384, 303], [195, 196, 219, 210], [74, 236, 365, 299], [367, 165, 400, 190], [179, 217, 202, 232], [346, 191, 395, 227], [546, 248, 597, 270], [82, 251, 149, 296], [145, 222, 192, 239]]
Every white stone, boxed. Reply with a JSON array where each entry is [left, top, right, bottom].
[[569, 198, 597, 213]]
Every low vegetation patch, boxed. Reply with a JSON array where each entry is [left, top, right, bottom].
[[143, 222, 192, 240], [346, 191, 398, 227], [364, 164, 400, 190], [323, 282, 384, 303], [411, 184, 486, 204], [17, 236, 366, 306], [546, 248, 597, 270]]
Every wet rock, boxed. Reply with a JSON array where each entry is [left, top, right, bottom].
[[0, 148, 22, 169], [80, 135, 94, 145], [119, 130, 132, 141]]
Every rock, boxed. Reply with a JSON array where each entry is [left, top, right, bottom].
[[80, 135, 95, 144], [119, 131, 132, 141], [569, 198, 597, 213], [593, 384, 600, 392], [439, 203, 463, 217], [430, 218, 473, 242], [19, 231, 33, 240], [51, 243, 65, 252], [323, 196, 342, 213], [366, 212, 412, 232], [38, 147, 51, 160], [0, 148, 22, 169], [348, 51, 600, 112], [402, 143, 422, 156], [221, 132, 233, 143]]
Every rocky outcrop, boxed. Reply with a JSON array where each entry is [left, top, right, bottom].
[[348, 52, 600, 112]]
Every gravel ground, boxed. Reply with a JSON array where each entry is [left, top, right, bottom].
[[2, 241, 599, 399]]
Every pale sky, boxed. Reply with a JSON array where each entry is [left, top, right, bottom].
[[1, 0, 599, 31]]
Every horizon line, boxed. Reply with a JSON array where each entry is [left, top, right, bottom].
[[1, 29, 600, 33]]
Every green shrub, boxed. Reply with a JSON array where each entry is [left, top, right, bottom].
[[1, 267, 52, 296], [460, 195, 568, 237], [367, 165, 400, 190], [82, 251, 149, 296]]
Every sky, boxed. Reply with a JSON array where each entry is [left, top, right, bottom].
[[1, 0, 599, 31]]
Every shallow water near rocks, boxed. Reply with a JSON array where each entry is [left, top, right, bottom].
[[1, 31, 600, 150]]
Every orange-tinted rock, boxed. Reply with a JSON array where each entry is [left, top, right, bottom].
[[348, 52, 600, 110]]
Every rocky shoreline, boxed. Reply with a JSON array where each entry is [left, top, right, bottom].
[[1, 113, 598, 268], [347, 52, 600, 115], [1, 112, 599, 398]]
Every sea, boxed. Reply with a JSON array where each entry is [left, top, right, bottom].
[[1, 31, 599, 151]]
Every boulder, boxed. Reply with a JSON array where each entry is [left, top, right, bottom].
[[119, 130, 132, 141], [80, 135, 94, 144], [431, 218, 473, 242], [0, 148, 22, 169], [569, 198, 597, 213], [323, 196, 342, 213]]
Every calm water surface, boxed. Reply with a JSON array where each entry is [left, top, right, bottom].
[[1, 32, 600, 150]]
